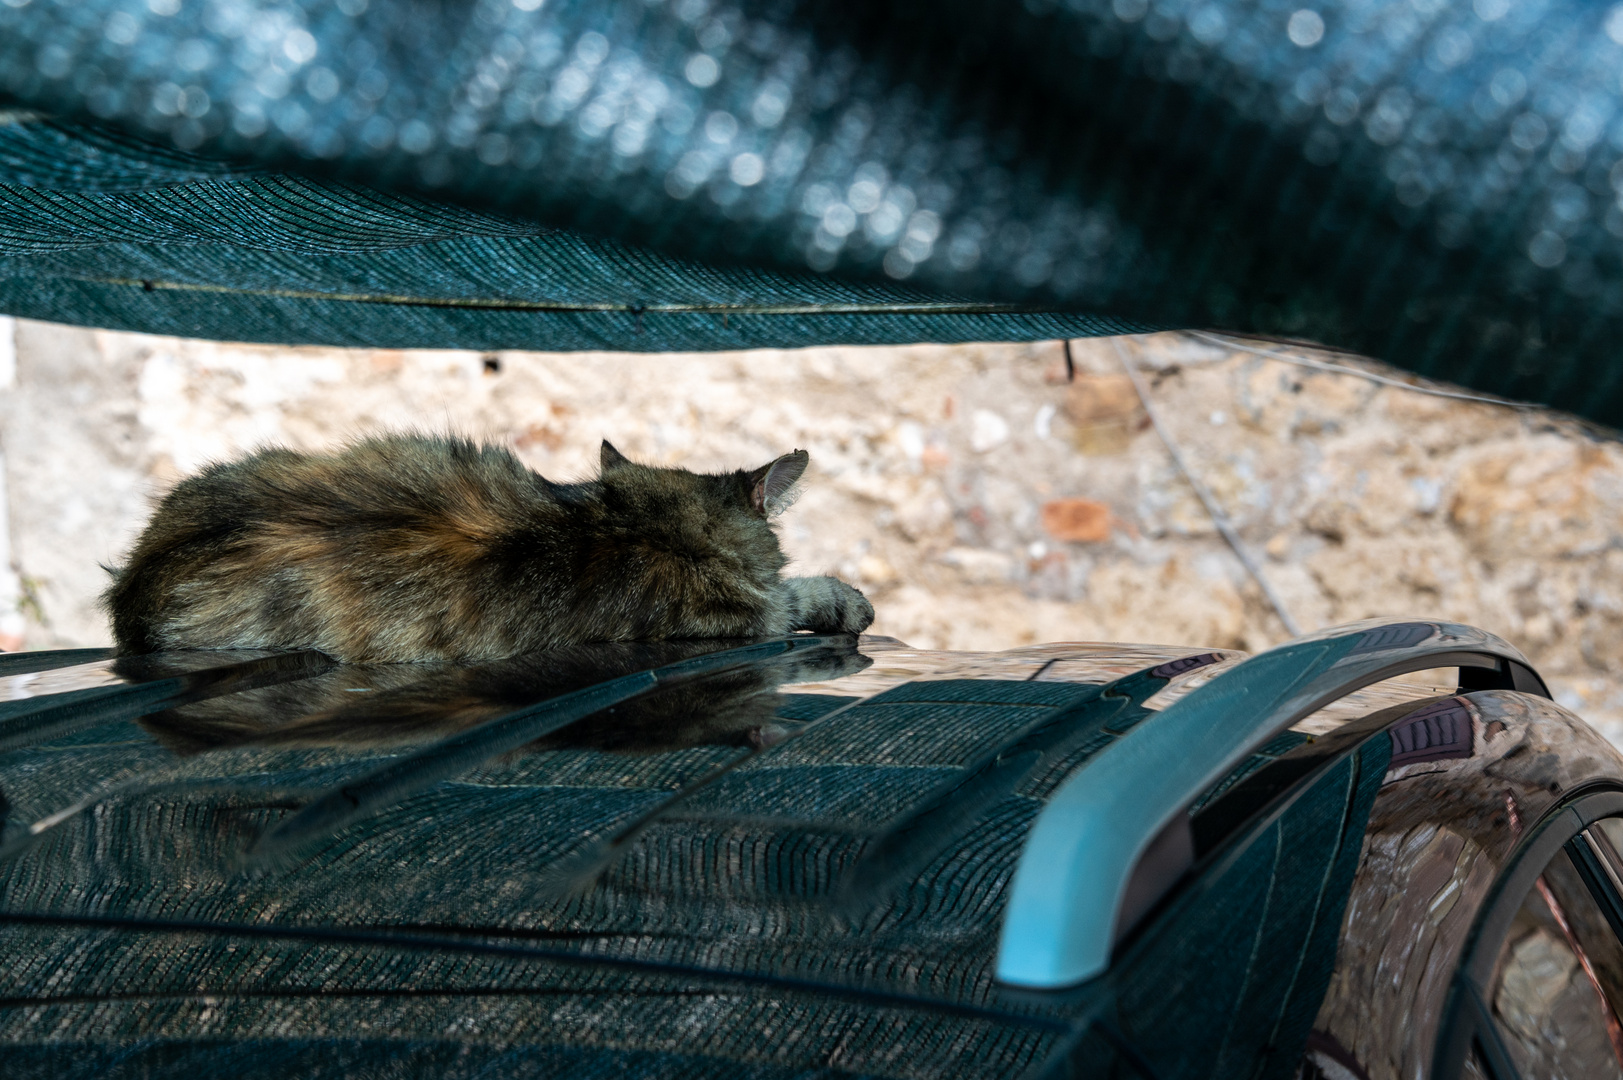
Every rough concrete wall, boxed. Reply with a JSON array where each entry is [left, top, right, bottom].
[[0, 317, 151, 650], [2, 318, 1620, 742]]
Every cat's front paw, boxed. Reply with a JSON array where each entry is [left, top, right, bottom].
[[810, 578, 873, 634], [837, 582, 875, 634], [782, 575, 875, 635]]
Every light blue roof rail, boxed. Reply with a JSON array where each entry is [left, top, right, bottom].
[[995, 618, 1548, 989]]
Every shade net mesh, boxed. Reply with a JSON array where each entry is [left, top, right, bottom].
[[0, 649, 1387, 1079], [0, 0, 1620, 422]]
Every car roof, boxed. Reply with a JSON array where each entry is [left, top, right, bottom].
[[0, 635, 1167, 1070], [0, 622, 1556, 1074]]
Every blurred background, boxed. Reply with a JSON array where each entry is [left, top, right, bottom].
[[4, 315, 1620, 742]]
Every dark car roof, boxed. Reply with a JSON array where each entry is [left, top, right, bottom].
[[0, 626, 1585, 1076]]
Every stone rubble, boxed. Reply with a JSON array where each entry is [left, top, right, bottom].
[[3, 316, 1621, 743]]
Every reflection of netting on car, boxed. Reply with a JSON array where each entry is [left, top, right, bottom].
[[0, 642, 1385, 1078]]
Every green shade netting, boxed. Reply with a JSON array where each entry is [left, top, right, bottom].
[[0, 0, 1621, 422]]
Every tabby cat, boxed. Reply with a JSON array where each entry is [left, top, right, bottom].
[[105, 435, 873, 662]]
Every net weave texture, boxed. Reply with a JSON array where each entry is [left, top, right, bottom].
[[0, 1, 1621, 421], [0, 665, 1383, 1078]]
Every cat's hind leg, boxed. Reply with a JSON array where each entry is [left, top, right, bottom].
[[779, 576, 874, 635]]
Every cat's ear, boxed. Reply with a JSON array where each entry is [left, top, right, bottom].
[[600, 440, 631, 473], [748, 450, 808, 516]]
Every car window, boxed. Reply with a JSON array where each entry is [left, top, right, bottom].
[[1593, 818, 1623, 879], [1483, 842, 1623, 1079]]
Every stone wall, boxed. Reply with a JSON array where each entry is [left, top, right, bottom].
[[3, 315, 1620, 741]]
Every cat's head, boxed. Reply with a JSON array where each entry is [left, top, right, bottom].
[[597, 440, 808, 522]]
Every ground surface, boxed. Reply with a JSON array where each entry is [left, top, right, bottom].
[[3, 316, 1620, 742]]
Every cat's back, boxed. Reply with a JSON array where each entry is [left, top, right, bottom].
[[109, 435, 570, 657], [179, 434, 554, 528]]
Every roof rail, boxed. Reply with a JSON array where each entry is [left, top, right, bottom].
[[0, 650, 333, 753], [994, 619, 1548, 989], [0, 648, 115, 678]]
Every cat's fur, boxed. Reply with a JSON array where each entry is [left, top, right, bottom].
[[105, 435, 873, 662]]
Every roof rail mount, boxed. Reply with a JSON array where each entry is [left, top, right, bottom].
[[995, 618, 1547, 989]]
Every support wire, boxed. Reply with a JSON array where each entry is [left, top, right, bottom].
[[1110, 338, 1302, 638], [1187, 331, 1533, 409]]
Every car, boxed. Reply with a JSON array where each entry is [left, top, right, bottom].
[[1, 617, 1619, 1078]]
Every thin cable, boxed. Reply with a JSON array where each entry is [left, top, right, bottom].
[[1111, 339, 1303, 638], [1188, 331, 1533, 408]]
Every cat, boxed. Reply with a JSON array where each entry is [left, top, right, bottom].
[[105, 434, 874, 663]]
